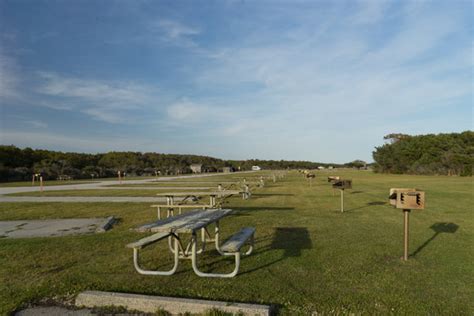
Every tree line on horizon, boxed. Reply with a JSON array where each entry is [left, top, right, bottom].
[[2, 131, 471, 182], [0, 145, 347, 182], [372, 131, 473, 176]]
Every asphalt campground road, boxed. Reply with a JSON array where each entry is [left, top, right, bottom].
[[0, 172, 253, 203]]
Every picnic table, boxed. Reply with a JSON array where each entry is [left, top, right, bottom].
[[150, 190, 250, 219], [129, 209, 255, 278], [156, 190, 245, 205]]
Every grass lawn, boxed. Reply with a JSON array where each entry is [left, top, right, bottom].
[[104, 183, 222, 187], [0, 172, 261, 188], [8, 188, 218, 197], [0, 180, 98, 187], [0, 170, 472, 315], [0, 177, 153, 187]]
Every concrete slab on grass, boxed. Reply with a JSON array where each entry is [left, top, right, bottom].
[[15, 306, 92, 316], [76, 290, 271, 316], [0, 217, 116, 239]]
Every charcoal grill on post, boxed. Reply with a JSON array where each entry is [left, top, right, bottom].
[[389, 188, 425, 261], [332, 180, 352, 212]]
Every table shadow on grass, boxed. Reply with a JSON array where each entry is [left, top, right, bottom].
[[230, 207, 295, 216], [237, 227, 312, 275], [250, 193, 295, 197], [411, 222, 459, 257]]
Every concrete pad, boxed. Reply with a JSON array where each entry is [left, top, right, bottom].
[[15, 306, 92, 316], [0, 217, 116, 239], [76, 290, 271, 316]]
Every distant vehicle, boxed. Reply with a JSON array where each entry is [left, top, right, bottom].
[[252, 166, 261, 171], [318, 166, 325, 170]]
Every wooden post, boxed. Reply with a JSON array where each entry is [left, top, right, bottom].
[[118, 171, 122, 184], [403, 209, 410, 261], [40, 176, 43, 192], [340, 189, 344, 213]]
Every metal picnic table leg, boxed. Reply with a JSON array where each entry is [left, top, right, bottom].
[[191, 231, 241, 278], [168, 232, 205, 256], [214, 220, 224, 255], [133, 237, 179, 276]]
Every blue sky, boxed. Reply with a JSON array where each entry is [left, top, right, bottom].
[[0, 0, 472, 163]]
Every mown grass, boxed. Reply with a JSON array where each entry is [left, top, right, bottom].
[[104, 183, 221, 187], [0, 170, 473, 315], [0, 176, 155, 187], [8, 188, 219, 197], [0, 172, 261, 188], [0, 180, 98, 187]]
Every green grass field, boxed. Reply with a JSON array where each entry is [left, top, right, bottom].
[[0, 172, 261, 188], [0, 177, 148, 187], [0, 171, 473, 315], [8, 188, 218, 197], [0, 180, 98, 187]]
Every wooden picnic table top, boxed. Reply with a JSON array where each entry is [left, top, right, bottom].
[[137, 208, 233, 233], [155, 191, 242, 197]]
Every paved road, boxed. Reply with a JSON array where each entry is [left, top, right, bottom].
[[0, 172, 252, 203]]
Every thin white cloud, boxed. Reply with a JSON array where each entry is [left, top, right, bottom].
[[149, 19, 201, 47], [0, 130, 167, 153], [36, 72, 158, 123], [37, 72, 152, 105], [25, 120, 48, 129], [351, 0, 391, 25], [165, 97, 240, 127], [0, 49, 19, 99], [158, 20, 200, 39], [167, 100, 206, 122]]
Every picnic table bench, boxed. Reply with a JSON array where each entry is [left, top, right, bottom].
[[129, 209, 255, 278]]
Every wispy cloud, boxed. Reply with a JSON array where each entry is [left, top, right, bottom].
[[351, 0, 392, 25], [25, 120, 48, 128], [0, 49, 19, 99], [0, 130, 170, 153], [149, 19, 201, 47], [167, 99, 206, 122], [36, 72, 158, 123], [198, 2, 470, 117]]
